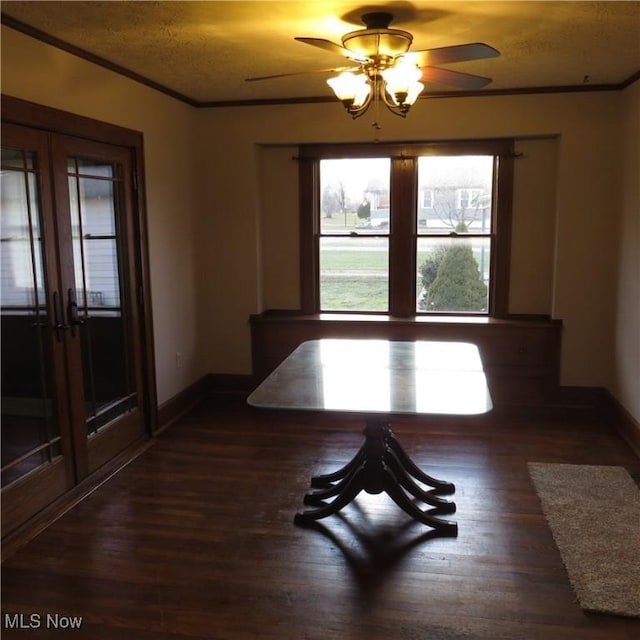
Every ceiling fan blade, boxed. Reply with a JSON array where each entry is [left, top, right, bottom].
[[407, 42, 500, 67], [295, 37, 369, 63], [420, 66, 493, 90], [246, 66, 358, 82]]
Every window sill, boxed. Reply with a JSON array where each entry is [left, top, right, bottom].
[[249, 310, 563, 406], [254, 309, 559, 327]]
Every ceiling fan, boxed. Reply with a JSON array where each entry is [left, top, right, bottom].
[[246, 12, 500, 119]]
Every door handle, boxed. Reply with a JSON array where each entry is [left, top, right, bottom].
[[52, 291, 68, 341], [67, 287, 84, 337]]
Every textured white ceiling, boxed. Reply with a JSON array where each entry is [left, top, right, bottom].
[[2, 0, 639, 105]]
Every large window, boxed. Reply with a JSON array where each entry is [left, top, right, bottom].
[[299, 141, 514, 317]]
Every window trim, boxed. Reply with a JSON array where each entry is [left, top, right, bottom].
[[298, 139, 515, 318]]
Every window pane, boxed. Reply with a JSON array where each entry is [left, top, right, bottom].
[[320, 158, 390, 235], [68, 176, 120, 307], [67, 158, 114, 179], [417, 156, 493, 234], [320, 237, 388, 311], [416, 237, 490, 313], [0, 169, 45, 307], [67, 157, 133, 434], [1, 147, 34, 170], [1, 146, 60, 488]]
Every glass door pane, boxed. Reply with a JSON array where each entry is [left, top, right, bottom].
[[66, 158, 137, 436], [1, 115, 152, 539], [0, 147, 62, 487]]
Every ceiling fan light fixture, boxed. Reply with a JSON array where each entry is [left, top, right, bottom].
[[406, 81, 424, 105], [267, 11, 499, 126], [327, 71, 368, 102], [327, 59, 424, 119], [386, 80, 424, 110], [352, 80, 372, 108], [327, 71, 372, 116], [381, 60, 422, 92], [381, 61, 424, 109]]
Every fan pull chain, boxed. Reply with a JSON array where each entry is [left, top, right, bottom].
[[371, 74, 382, 130]]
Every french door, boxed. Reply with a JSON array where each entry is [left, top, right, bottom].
[[1, 122, 151, 537]]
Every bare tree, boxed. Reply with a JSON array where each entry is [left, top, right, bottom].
[[433, 189, 487, 233], [321, 179, 349, 219]]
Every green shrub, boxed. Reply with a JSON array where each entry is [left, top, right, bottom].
[[423, 243, 487, 312]]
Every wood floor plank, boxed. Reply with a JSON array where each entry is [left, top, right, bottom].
[[2, 395, 639, 639]]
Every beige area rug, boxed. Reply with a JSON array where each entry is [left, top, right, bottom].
[[528, 462, 640, 618]]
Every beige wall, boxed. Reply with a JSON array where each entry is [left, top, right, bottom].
[[2, 25, 638, 423], [614, 81, 640, 421], [194, 93, 623, 390]]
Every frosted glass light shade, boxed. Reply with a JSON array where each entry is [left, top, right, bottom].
[[381, 62, 424, 105], [327, 72, 371, 106]]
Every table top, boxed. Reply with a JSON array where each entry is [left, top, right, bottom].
[[247, 339, 493, 416]]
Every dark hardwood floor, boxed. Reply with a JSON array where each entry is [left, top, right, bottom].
[[2, 395, 639, 639]]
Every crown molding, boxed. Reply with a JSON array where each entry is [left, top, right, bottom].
[[3, 13, 639, 110]]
